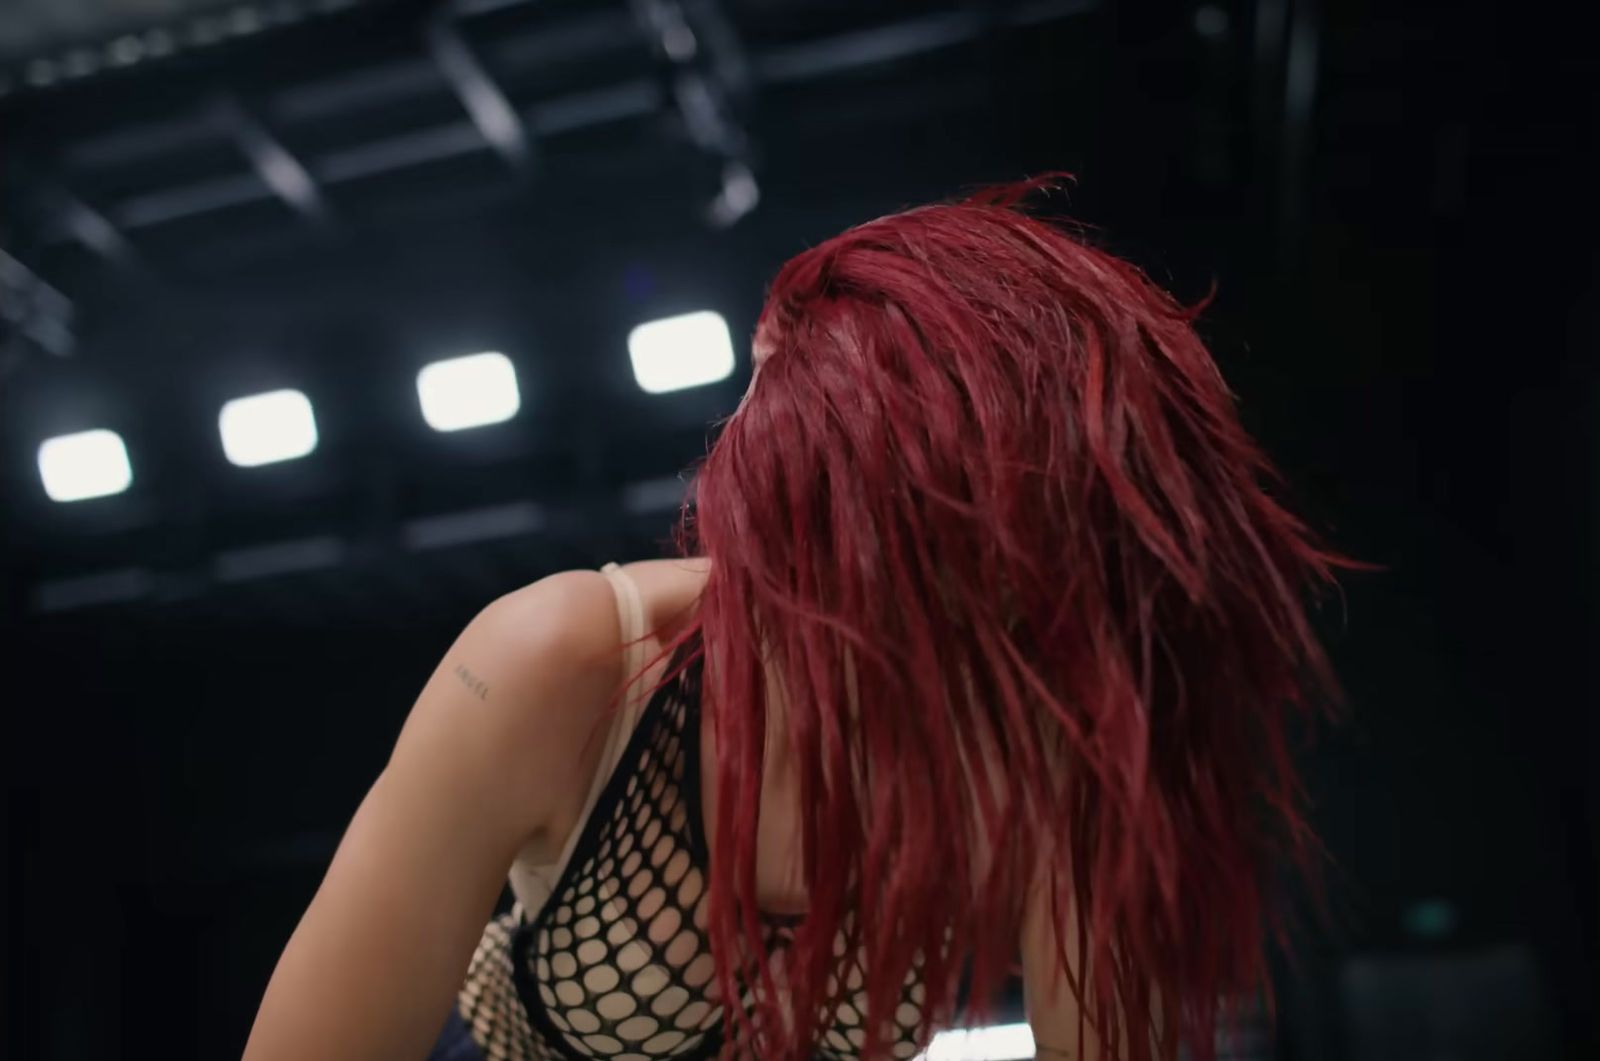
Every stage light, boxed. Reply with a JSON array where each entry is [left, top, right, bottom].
[[37, 429, 133, 502], [416, 351, 520, 431], [219, 388, 318, 467], [627, 310, 735, 394], [918, 1022, 1036, 1060]]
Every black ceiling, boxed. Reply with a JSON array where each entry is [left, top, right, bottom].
[[1, 0, 1121, 627]]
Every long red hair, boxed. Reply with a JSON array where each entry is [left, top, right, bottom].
[[676, 179, 1350, 1060]]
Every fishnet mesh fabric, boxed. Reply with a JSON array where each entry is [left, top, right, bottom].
[[460, 658, 929, 1059], [459, 906, 541, 1060]]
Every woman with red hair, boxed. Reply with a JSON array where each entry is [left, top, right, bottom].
[[246, 181, 1348, 1061]]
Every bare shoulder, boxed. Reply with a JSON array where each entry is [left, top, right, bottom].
[[615, 557, 710, 640], [384, 570, 630, 847], [436, 568, 628, 752], [469, 568, 626, 667]]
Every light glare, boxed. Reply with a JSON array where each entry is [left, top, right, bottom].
[[918, 1023, 1037, 1060], [37, 429, 133, 502], [627, 310, 735, 394], [219, 388, 318, 467], [417, 351, 520, 432]]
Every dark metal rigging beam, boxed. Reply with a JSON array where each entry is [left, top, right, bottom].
[[426, 9, 534, 173], [45, 2, 1099, 236], [633, 0, 746, 158], [632, 0, 758, 227], [683, 0, 751, 96], [5, 151, 138, 266], [214, 96, 329, 222], [51, 188, 137, 265], [0, 245, 75, 378]]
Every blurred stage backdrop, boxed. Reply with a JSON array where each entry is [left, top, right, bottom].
[[0, 1, 1594, 1058]]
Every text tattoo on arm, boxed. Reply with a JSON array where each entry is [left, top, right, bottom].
[[453, 663, 490, 701]]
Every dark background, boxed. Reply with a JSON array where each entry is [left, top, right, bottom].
[[1, 1, 1594, 1058]]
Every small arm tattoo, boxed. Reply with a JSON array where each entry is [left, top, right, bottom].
[[1034, 1046, 1074, 1059], [453, 663, 489, 701]]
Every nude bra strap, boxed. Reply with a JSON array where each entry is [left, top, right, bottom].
[[541, 564, 655, 885], [600, 562, 648, 687]]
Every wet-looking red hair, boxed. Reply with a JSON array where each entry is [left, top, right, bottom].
[[679, 180, 1349, 1060]]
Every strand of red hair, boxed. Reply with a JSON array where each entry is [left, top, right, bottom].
[[665, 178, 1356, 1060]]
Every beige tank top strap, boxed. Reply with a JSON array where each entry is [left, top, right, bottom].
[[539, 563, 657, 887], [601, 561, 650, 694]]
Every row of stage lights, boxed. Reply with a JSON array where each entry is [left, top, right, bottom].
[[34, 310, 737, 504]]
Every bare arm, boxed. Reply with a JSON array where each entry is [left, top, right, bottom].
[[243, 571, 624, 1061]]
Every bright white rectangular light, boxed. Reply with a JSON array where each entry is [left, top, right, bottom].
[[416, 351, 520, 431], [627, 310, 735, 394], [918, 1023, 1036, 1060], [219, 388, 318, 467], [37, 429, 133, 502]]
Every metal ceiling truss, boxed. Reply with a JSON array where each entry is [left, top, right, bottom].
[[0, 244, 74, 382], [11, 0, 1096, 263], [632, 0, 757, 226], [425, 6, 535, 173], [0, 0, 375, 97], [28, 479, 685, 616], [213, 94, 332, 222], [4, 0, 1101, 620]]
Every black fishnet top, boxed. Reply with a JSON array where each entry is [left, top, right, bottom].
[[507, 646, 930, 1060]]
